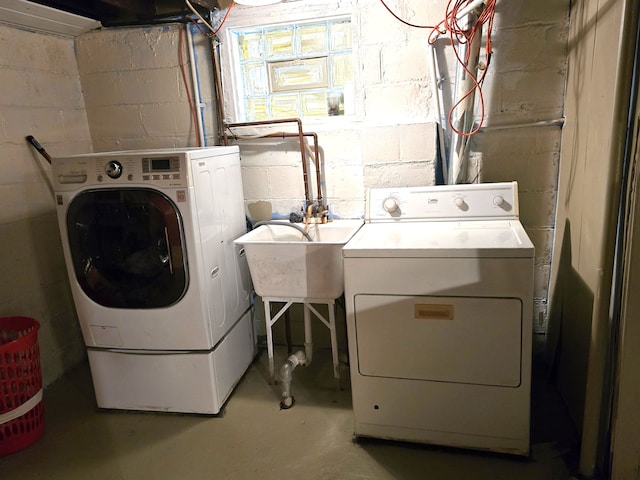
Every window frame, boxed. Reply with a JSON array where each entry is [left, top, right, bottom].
[[218, 1, 360, 127]]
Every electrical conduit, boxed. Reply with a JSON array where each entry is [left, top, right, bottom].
[[186, 23, 205, 146]]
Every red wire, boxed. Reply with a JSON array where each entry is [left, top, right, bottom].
[[179, 24, 201, 147], [189, 1, 235, 38], [180, 3, 235, 146], [214, 1, 234, 36], [380, 0, 496, 136], [378, 0, 436, 29]]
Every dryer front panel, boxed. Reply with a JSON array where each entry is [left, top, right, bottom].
[[353, 294, 522, 387], [65, 187, 188, 309]]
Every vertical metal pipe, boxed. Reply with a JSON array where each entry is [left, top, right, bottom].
[[186, 24, 205, 146], [447, 11, 482, 185], [427, 42, 448, 184], [223, 118, 312, 207]]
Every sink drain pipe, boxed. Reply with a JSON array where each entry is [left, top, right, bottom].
[[279, 304, 316, 408], [279, 350, 307, 409]]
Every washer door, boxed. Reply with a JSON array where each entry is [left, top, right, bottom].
[[66, 188, 188, 309]]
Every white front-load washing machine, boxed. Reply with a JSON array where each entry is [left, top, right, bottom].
[[343, 181, 534, 455], [52, 146, 255, 414]]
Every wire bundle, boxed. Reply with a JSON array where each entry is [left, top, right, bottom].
[[380, 0, 497, 136]]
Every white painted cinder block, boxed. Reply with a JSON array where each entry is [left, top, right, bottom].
[[139, 103, 193, 138], [358, 45, 383, 86], [267, 165, 307, 199], [380, 41, 430, 83], [519, 190, 558, 229], [324, 164, 365, 202], [319, 128, 363, 165], [474, 127, 561, 197], [0, 23, 91, 387], [241, 166, 270, 200], [398, 123, 437, 161], [361, 126, 401, 163], [364, 161, 436, 189], [0, 0, 572, 380], [119, 68, 183, 105], [85, 105, 145, 140], [365, 83, 433, 123]]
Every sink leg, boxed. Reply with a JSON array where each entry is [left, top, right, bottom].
[[303, 304, 313, 364], [328, 301, 340, 383], [264, 299, 275, 383]]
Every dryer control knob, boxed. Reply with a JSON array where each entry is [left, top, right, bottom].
[[493, 195, 505, 207], [454, 197, 466, 208], [383, 197, 399, 213]]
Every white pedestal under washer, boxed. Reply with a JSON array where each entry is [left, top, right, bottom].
[[343, 181, 534, 455], [52, 147, 255, 414]]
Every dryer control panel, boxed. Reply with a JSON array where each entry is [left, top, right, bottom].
[[366, 182, 520, 222]]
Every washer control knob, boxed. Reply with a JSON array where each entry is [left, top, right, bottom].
[[105, 160, 123, 179], [454, 197, 465, 208], [493, 195, 505, 207], [383, 197, 399, 213]]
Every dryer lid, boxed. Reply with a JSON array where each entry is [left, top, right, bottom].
[[342, 220, 535, 258]]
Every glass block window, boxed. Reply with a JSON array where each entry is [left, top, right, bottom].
[[230, 17, 353, 121]]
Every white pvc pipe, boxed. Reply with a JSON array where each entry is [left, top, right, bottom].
[[478, 118, 566, 131], [427, 42, 448, 183], [186, 25, 205, 147], [279, 350, 307, 408], [447, 10, 482, 184], [455, 0, 486, 20]]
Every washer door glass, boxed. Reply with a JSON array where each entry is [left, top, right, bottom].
[[66, 188, 188, 309]]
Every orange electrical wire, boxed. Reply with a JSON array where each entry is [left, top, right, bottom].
[[189, 1, 235, 39], [380, 0, 496, 136], [178, 3, 236, 147], [441, 0, 495, 136], [378, 0, 436, 29], [213, 1, 235, 36]]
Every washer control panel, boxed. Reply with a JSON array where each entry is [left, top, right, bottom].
[[366, 182, 520, 222], [52, 153, 189, 191]]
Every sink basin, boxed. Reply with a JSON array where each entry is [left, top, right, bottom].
[[234, 220, 363, 299]]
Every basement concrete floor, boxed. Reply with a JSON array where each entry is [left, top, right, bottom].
[[0, 346, 578, 480]]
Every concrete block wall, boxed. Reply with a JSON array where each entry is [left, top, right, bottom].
[[75, 24, 217, 152], [469, 0, 569, 339], [220, 0, 568, 345], [0, 0, 570, 382], [0, 24, 90, 386], [219, 0, 440, 220]]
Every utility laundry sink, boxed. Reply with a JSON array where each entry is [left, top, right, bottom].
[[234, 219, 363, 299]]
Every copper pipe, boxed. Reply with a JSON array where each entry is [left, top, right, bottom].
[[224, 118, 311, 208], [209, 39, 324, 217], [210, 40, 226, 145], [225, 130, 324, 215], [230, 131, 320, 199]]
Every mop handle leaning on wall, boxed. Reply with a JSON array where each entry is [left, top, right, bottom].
[[25, 135, 52, 165]]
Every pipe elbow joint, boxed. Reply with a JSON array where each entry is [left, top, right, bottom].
[[279, 351, 307, 382], [279, 350, 307, 409]]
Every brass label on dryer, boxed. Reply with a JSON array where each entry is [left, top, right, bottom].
[[414, 304, 454, 320]]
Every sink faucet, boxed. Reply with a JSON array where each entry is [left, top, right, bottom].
[[304, 204, 314, 235]]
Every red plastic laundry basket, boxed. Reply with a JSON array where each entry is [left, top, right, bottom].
[[0, 316, 44, 456]]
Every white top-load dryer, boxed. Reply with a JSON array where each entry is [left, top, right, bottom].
[[343, 181, 534, 455]]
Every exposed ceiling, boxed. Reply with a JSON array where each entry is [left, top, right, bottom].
[[27, 0, 217, 27]]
